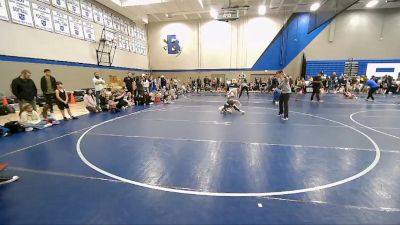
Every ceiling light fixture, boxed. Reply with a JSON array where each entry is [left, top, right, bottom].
[[210, 8, 218, 19], [122, 0, 164, 7], [258, 5, 267, 15], [366, 0, 379, 8], [310, 2, 321, 11], [198, 0, 204, 8]]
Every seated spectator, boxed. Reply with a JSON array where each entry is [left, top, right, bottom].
[[55, 81, 78, 121], [20, 104, 52, 131], [83, 89, 99, 113], [40, 104, 60, 125], [124, 92, 135, 106], [99, 89, 109, 112], [108, 96, 119, 113], [114, 89, 128, 110]]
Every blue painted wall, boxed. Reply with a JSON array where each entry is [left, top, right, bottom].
[[252, 13, 331, 71], [306, 59, 400, 76]]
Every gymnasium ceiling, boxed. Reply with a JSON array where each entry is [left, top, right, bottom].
[[95, 0, 400, 23]]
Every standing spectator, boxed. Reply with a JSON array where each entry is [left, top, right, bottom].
[[55, 81, 78, 121], [365, 76, 379, 101], [311, 72, 323, 102], [92, 72, 106, 105], [196, 76, 202, 93], [277, 71, 291, 120], [123, 72, 134, 95], [40, 69, 57, 113], [11, 69, 38, 111], [160, 75, 167, 90]]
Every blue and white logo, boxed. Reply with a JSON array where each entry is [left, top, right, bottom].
[[19, 13, 25, 21], [163, 35, 182, 56]]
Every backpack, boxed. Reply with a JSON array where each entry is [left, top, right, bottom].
[[0, 106, 9, 116], [4, 121, 25, 134]]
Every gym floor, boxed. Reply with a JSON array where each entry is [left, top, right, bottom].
[[1, 93, 399, 224]]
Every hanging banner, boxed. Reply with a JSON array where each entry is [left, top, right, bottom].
[[121, 21, 128, 35], [37, 0, 50, 4], [122, 35, 129, 51], [32, 2, 53, 32], [0, 0, 9, 21], [112, 15, 120, 31], [66, 0, 80, 16], [103, 11, 112, 29], [116, 33, 123, 49], [8, 0, 33, 27], [68, 15, 84, 39], [80, 0, 92, 21], [92, 4, 103, 25], [129, 37, 135, 53], [52, 10, 69, 36], [51, 0, 67, 10], [128, 25, 134, 37], [82, 20, 95, 42]]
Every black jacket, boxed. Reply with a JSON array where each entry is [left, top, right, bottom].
[[11, 77, 37, 101], [40, 75, 57, 94]]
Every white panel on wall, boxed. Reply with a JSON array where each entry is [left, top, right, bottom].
[[0, 0, 9, 21], [52, 10, 70, 36], [66, 0, 80, 16], [8, 0, 34, 27], [103, 11, 112, 29], [80, 0, 92, 21], [82, 20, 95, 42], [104, 30, 114, 46], [32, 2, 53, 32], [92, 4, 103, 25], [112, 15, 120, 31], [68, 15, 83, 39], [129, 37, 135, 52], [122, 35, 129, 51], [51, 0, 67, 10], [37, 0, 50, 4]]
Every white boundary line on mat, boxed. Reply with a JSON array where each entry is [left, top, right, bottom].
[[76, 106, 381, 197]]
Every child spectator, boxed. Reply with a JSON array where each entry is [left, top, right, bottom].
[[20, 104, 52, 131], [83, 89, 99, 113], [99, 89, 109, 112], [40, 104, 60, 125], [55, 81, 78, 121], [108, 96, 119, 113]]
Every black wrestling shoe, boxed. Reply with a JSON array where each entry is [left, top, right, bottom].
[[0, 176, 19, 185]]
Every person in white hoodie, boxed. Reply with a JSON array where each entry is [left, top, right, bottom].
[[20, 104, 52, 131]]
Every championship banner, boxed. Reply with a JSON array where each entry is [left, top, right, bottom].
[[0, 0, 9, 21], [68, 15, 84, 39], [122, 35, 129, 51], [128, 25, 134, 37], [112, 15, 120, 31], [32, 2, 53, 32], [104, 30, 114, 46], [103, 11, 112, 29], [8, 0, 33, 27], [66, 0, 80, 16], [120, 21, 128, 35], [82, 20, 95, 42], [52, 10, 70, 36], [80, 0, 92, 21], [51, 0, 67, 10], [92, 4, 103, 25], [37, 0, 50, 4], [129, 37, 135, 53], [116, 33, 123, 49]]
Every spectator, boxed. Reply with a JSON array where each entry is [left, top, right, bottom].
[[277, 71, 291, 120], [19, 104, 52, 131], [40, 104, 60, 125], [11, 69, 38, 111], [83, 89, 98, 113], [93, 72, 106, 105], [98, 89, 109, 112], [123, 72, 134, 95], [311, 72, 323, 102], [108, 96, 119, 113], [55, 81, 78, 121], [40, 69, 57, 113]]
